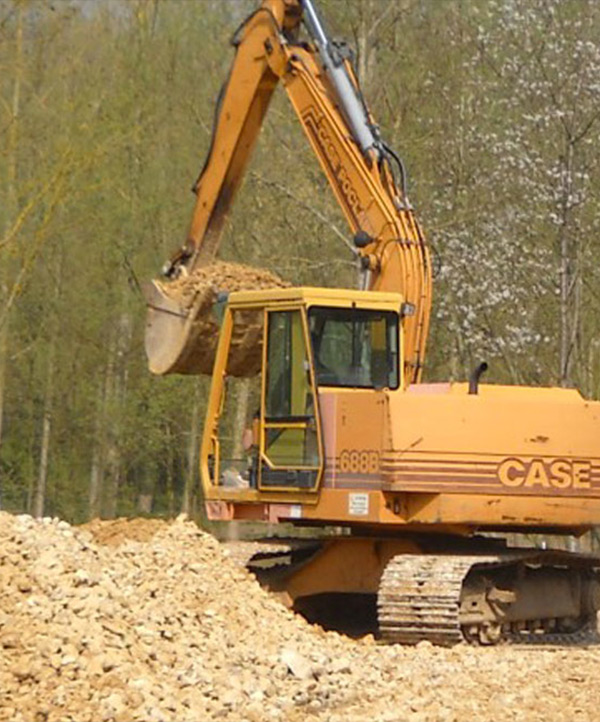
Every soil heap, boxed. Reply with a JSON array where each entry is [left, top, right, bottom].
[[162, 262, 288, 311], [151, 261, 288, 376], [1, 512, 599, 722]]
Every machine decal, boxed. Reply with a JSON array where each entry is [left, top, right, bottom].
[[381, 455, 600, 497], [339, 449, 380, 475], [268, 504, 303, 522], [302, 107, 365, 228], [348, 492, 369, 516], [497, 457, 591, 490], [326, 476, 382, 489]]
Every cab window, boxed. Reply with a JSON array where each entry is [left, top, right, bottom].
[[308, 307, 399, 389]]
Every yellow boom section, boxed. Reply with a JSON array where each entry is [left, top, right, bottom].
[[146, 0, 431, 385]]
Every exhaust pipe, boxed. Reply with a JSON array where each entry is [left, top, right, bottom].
[[468, 362, 488, 395]]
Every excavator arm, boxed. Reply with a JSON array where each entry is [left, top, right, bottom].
[[145, 0, 432, 384], [161, 1, 301, 275]]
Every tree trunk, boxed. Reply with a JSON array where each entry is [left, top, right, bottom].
[[356, 0, 376, 91], [356, 0, 396, 92], [88, 445, 103, 519], [98, 329, 118, 519], [101, 312, 132, 519], [103, 444, 121, 519], [32, 396, 52, 518], [88, 380, 107, 519], [0, 2, 23, 449], [137, 481, 153, 514], [559, 141, 575, 387], [165, 426, 175, 517], [32, 320, 58, 519], [137, 461, 157, 515], [32, 247, 62, 518], [25, 411, 36, 513]]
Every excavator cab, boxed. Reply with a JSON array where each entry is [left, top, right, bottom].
[[199, 287, 405, 505]]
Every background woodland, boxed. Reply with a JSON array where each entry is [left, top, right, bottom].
[[1, 0, 600, 523]]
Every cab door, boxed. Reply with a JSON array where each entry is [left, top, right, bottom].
[[259, 308, 324, 491]]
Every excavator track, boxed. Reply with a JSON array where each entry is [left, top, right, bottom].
[[228, 543, 600, 646], [378, 552, 600, 647], [222, 540, 293, 569], [503, 617, 599, 647], [378, 554, 499, 646]]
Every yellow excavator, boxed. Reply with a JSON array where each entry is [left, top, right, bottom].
[[145, 0, 600, 644]]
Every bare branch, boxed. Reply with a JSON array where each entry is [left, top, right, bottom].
[[249, 170, 357, 256]]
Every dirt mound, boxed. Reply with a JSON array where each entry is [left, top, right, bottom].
[[147, 261, 289, 376], [1, 511, 599, 722], [80, 518, 168, 547], [163, 261, 288, 310]]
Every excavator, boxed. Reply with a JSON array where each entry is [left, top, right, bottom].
[[144, 0, 600, 645]]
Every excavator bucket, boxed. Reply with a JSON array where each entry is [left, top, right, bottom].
[[144, 279, 220, 376], [144, 261, 288, 377]]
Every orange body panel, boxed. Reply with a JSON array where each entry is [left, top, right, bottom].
[[202, 292, 600, 535], [277, 537, 420, 600], [204, 404, 600, 534], [384, 383, 600, 498]]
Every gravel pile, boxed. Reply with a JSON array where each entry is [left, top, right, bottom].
[[156, 261, 288, 375], [162, 261, 288, 310], [1, 512, 599, 722]]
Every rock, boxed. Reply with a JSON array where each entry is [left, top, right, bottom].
[[73, 569, 91, 586], [15, 575, 33, 593], [86, 655, 105, 676], [328, 656, 352, 674], [101, 653, 121, 672], [10, 660, 36, 681], [0, 630, 20, 649], [279, 648, 315, 680], [0, 510, 598, 722], [33, 706, 49, 722], [105, 691, 127, 714]]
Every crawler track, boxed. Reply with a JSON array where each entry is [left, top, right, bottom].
[[226, 541, 600, 646], [378, 552, 600, 647], [377, 554, 500, 646], [503, 617, 600, 646], [223, 540, 293, 569]]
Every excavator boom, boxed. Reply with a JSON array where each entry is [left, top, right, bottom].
[[145, 0, 431, 384]]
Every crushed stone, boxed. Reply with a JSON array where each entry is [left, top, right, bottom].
[[0, 511, 599, 722]]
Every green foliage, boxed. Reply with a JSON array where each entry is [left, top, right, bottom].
[[1, 0, 599, 521]]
